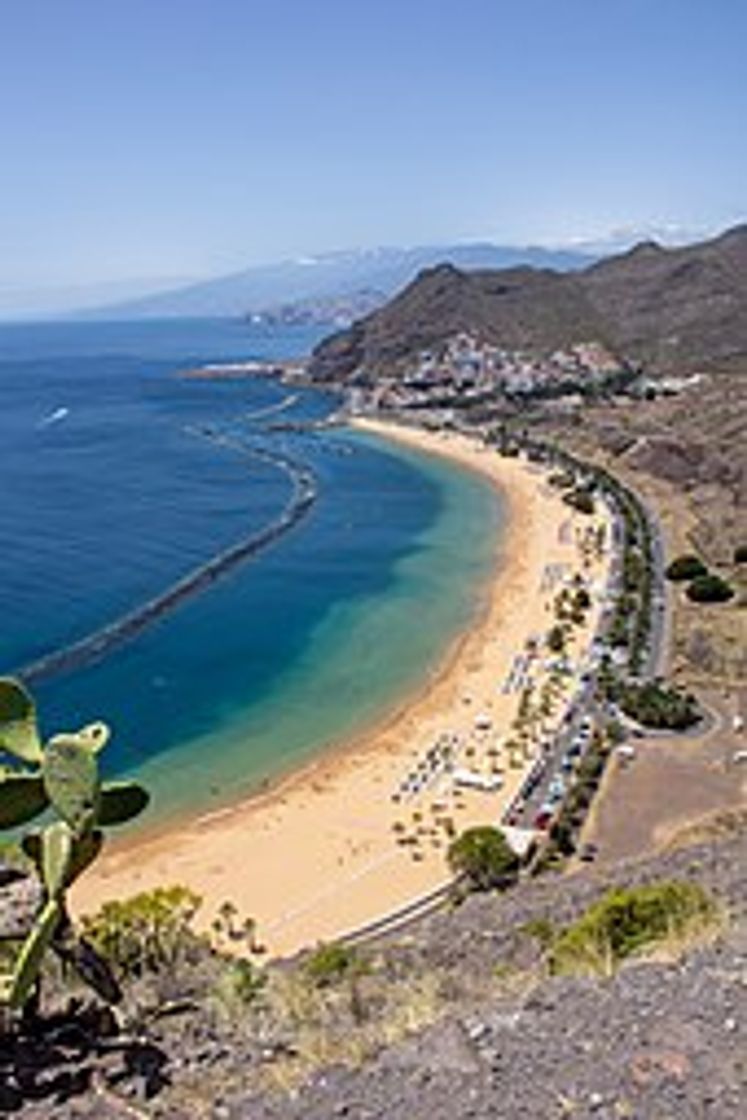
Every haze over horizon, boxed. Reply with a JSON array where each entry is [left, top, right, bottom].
[[2, 0, 745, 312]]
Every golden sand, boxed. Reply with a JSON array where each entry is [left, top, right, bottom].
[[72, 420, 612, 958]]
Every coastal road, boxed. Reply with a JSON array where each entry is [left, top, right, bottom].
[[511, 486, 670, 833], [640, 501, 671, 679]]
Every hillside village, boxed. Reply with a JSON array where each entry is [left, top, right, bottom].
[[346, 333, 659, 415]]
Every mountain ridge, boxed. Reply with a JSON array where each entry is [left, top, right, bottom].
[[308, 224, 747, 380], [76, 243, 594, 320]]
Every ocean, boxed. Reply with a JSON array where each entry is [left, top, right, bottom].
[[0, 317, 502, 825]]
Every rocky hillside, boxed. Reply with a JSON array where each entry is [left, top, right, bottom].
[[581, 225, 747, 374], [5, 820, 746, 1117], [308, 225, 747, 382], [308, 265, 607, 383]]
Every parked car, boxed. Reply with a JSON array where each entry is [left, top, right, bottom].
[[534, 806, 555, 830]]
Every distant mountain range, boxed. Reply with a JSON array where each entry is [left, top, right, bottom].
[[308, 225, 747, 381], [80, 243, 593, 321]]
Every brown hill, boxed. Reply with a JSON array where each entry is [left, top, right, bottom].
[[582, 224, 747, 373], [308, 224, 747, 381], [308, 263, 608, 382]]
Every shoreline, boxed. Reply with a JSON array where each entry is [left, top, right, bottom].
[[72, 420, 613, 958]]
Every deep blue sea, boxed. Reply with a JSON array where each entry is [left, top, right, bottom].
[[0, 318, 502, 825]]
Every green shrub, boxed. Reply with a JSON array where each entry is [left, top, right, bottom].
[[304, 941, 360, 987], [563, 489, 595, 515], [605, 719, 626, 745], [665, 554, 707, 581], [81, 885, 203, 977], [549, 819, 576, 856], [546, 625, 566, 654], [623, 549, 646, 592], [619, 680, 699, 731], [686, 573, 735, 603], [550, 880, 717, 976], [608, 609, 631, 648], [447, 826, 520, 891], [212, 958, 265, 1011]]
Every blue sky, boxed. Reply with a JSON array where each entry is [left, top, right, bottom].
[[1, 0, 745, 286]]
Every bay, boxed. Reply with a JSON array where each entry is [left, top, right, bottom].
[[0, 318, 502, 824]]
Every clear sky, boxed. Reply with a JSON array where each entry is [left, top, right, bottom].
[[1, 0, 745, 286]]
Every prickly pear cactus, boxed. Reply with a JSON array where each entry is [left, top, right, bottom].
[[0, 676, 150, 1015], [42, 732, 101, 833]]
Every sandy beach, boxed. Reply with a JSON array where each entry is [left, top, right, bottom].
[[72, 420, 613, 958]]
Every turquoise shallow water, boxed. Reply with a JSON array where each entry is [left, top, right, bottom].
[[0, 319, 503, 827], [133, 433, 502, 822]]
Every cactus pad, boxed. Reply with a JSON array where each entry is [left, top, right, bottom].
[[0, 678, 43, 765], [67, 828, 104, 885], [0, 772, 48, 829], [77, 722, 110, 753], [42, 734, 100, 833], [41, 821, 73, 899], [98, 781, 150, 826], [8, 898, 60, 1010]]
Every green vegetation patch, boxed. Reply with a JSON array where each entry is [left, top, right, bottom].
[[447, 826, 520, 891], [618, 679, 700, 731], [81, 885, 203, 977], [563, 488, 595, 515], [303, 941, 362, 987], [550, 880, 718, 977], [665, 554, 708, 581], [686, 573, 735, 603]]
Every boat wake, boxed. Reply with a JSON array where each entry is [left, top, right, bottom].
[[37, 407, 69, 428]]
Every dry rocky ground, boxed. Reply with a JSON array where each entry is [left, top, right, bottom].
[[580, 688, 747, 864], [2, 817, 745, 1119]]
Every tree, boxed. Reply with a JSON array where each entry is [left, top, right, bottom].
[[665, 554, 707, 582], [686, 573, 735, 603], [547, 624, 566, 654], [563, 489, 595, 515], [447, 826, 520, 890]]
